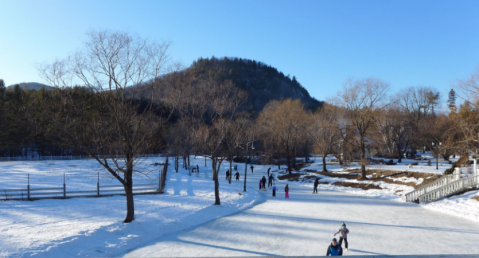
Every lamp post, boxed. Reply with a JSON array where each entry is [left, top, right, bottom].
[[244, 141, 254, 192], [432, 142, 441, 170]]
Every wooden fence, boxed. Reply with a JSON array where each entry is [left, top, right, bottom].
[[0, 182, 161, 201]]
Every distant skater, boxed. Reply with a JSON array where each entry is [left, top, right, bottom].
[[259, 179, 262, 190], [272, 184, 277, 197], [334, 222, 350, 251], [284, 184, 289, 199], [268, 174, 274, 187], [250, 165, 254, 173], [267, 167, 271, 177], [235, 172, 240, 181], [326, 238, 342, 256], [313, 178, 319, 194], [196, 164, 199, 173], [226, 170, 230, 181], [261, 176, 267, 189]]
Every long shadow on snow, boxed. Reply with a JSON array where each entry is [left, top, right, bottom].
[[118, 185, 269, 257]]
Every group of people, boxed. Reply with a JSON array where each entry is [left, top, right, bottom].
[[225, 170, 241, 181], [258, 174, 276, 190], [327, 222, 350, 256]]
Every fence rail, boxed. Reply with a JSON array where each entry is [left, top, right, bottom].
[[417, 175, 479, 203], [0, 183, 160, 201], [405, 167, 479, 203], [0, 154, 161, 162], [405, 173, 458, 202]]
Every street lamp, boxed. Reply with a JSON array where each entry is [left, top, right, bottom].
[[432, 142, 441, 170], [244, 141, 254, 192]]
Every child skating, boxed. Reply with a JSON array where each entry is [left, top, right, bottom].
[[334, 222, 350, 251]]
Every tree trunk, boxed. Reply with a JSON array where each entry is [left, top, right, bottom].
[[160, 156, 169, 194], [397, 143, 402, 163], [229, 157, 232, 184], [212, 158, 221, 205], [287, 156, 292, 174], [123, 161, 135, 223], [322, 153, 327, 172], [360, 136, 367, 179]]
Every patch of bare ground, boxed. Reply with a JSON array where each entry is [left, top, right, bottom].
[[316, 169, 441, 189], [278, 173, 305, 180], [332, 182, 382, 190], [473, 196, 479, 202]]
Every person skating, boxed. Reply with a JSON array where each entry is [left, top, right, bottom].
[[235, 172, 240, 181], [268, 174, 274, 187], [334, 222, 350, 251], [313, 178, 319, 194], [196, 164, 199, 173], [261, 176, 267, 189], [284, 184, 289, 199], [272, 184, 277, 197], [250, 165, 254, 173], [259, 179, 262, 190], [326, 238, 342, 256], [267, 167, 271, 177], [226, 170, 230, 181]]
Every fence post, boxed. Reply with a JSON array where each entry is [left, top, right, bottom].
[[63, 173, 66, 198], [27, 174, 30, 200], [97, 172, 100, 197]]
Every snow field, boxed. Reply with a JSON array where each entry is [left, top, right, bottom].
[[0, 157, 260, 258]]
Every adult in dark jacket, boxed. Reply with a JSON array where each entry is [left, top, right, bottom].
[[226, 170, 230, 181], [235, 172, 240, 181], [268, 174, 274, 187], [326, 238, 342, 256], [250, 165, 254, 173], [267, 167, 271, 177], [313, 178, 319, 194], [261, 176, 267, 189]]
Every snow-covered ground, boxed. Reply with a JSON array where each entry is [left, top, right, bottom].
[[0, 157, 260, 258], [1, 154, 479, 257], [123, 169, 479, 257]]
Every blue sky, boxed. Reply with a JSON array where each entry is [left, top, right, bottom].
[[1, 0, 478, 102]]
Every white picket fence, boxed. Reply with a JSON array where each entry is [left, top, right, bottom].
[[405, 167, 479, 203]]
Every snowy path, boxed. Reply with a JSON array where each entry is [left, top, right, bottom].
[[123, 170, 479, 257]]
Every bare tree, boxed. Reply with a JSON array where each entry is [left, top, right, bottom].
[[37, 30, 170, 223], [338, 77, 390, 179], [310, 103, 340, 172], [258, 99, 311, 174], [195, 79, 247, 205]]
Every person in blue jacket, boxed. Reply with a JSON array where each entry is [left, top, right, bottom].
[[326, 238, 342, 256]]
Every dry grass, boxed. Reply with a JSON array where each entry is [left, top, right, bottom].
[[277, 173, 305, 180], [320, 169, 441, 189], [473, 196, 479, 202], [332, 182, 382, 190]]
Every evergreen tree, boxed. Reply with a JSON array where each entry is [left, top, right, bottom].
[[447, 89, 457, 113]]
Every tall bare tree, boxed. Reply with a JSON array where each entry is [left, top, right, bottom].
[[338, 77, 390, 179], [37, 30, 170, 223], [310, 103, 340, 172]]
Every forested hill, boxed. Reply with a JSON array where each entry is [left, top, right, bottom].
[[189, 57, 322, 114]]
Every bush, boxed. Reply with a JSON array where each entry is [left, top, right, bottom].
[[385, 159, 396, 165]]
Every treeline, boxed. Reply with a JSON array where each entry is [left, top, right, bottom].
[[3, 29, 479, 224]]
